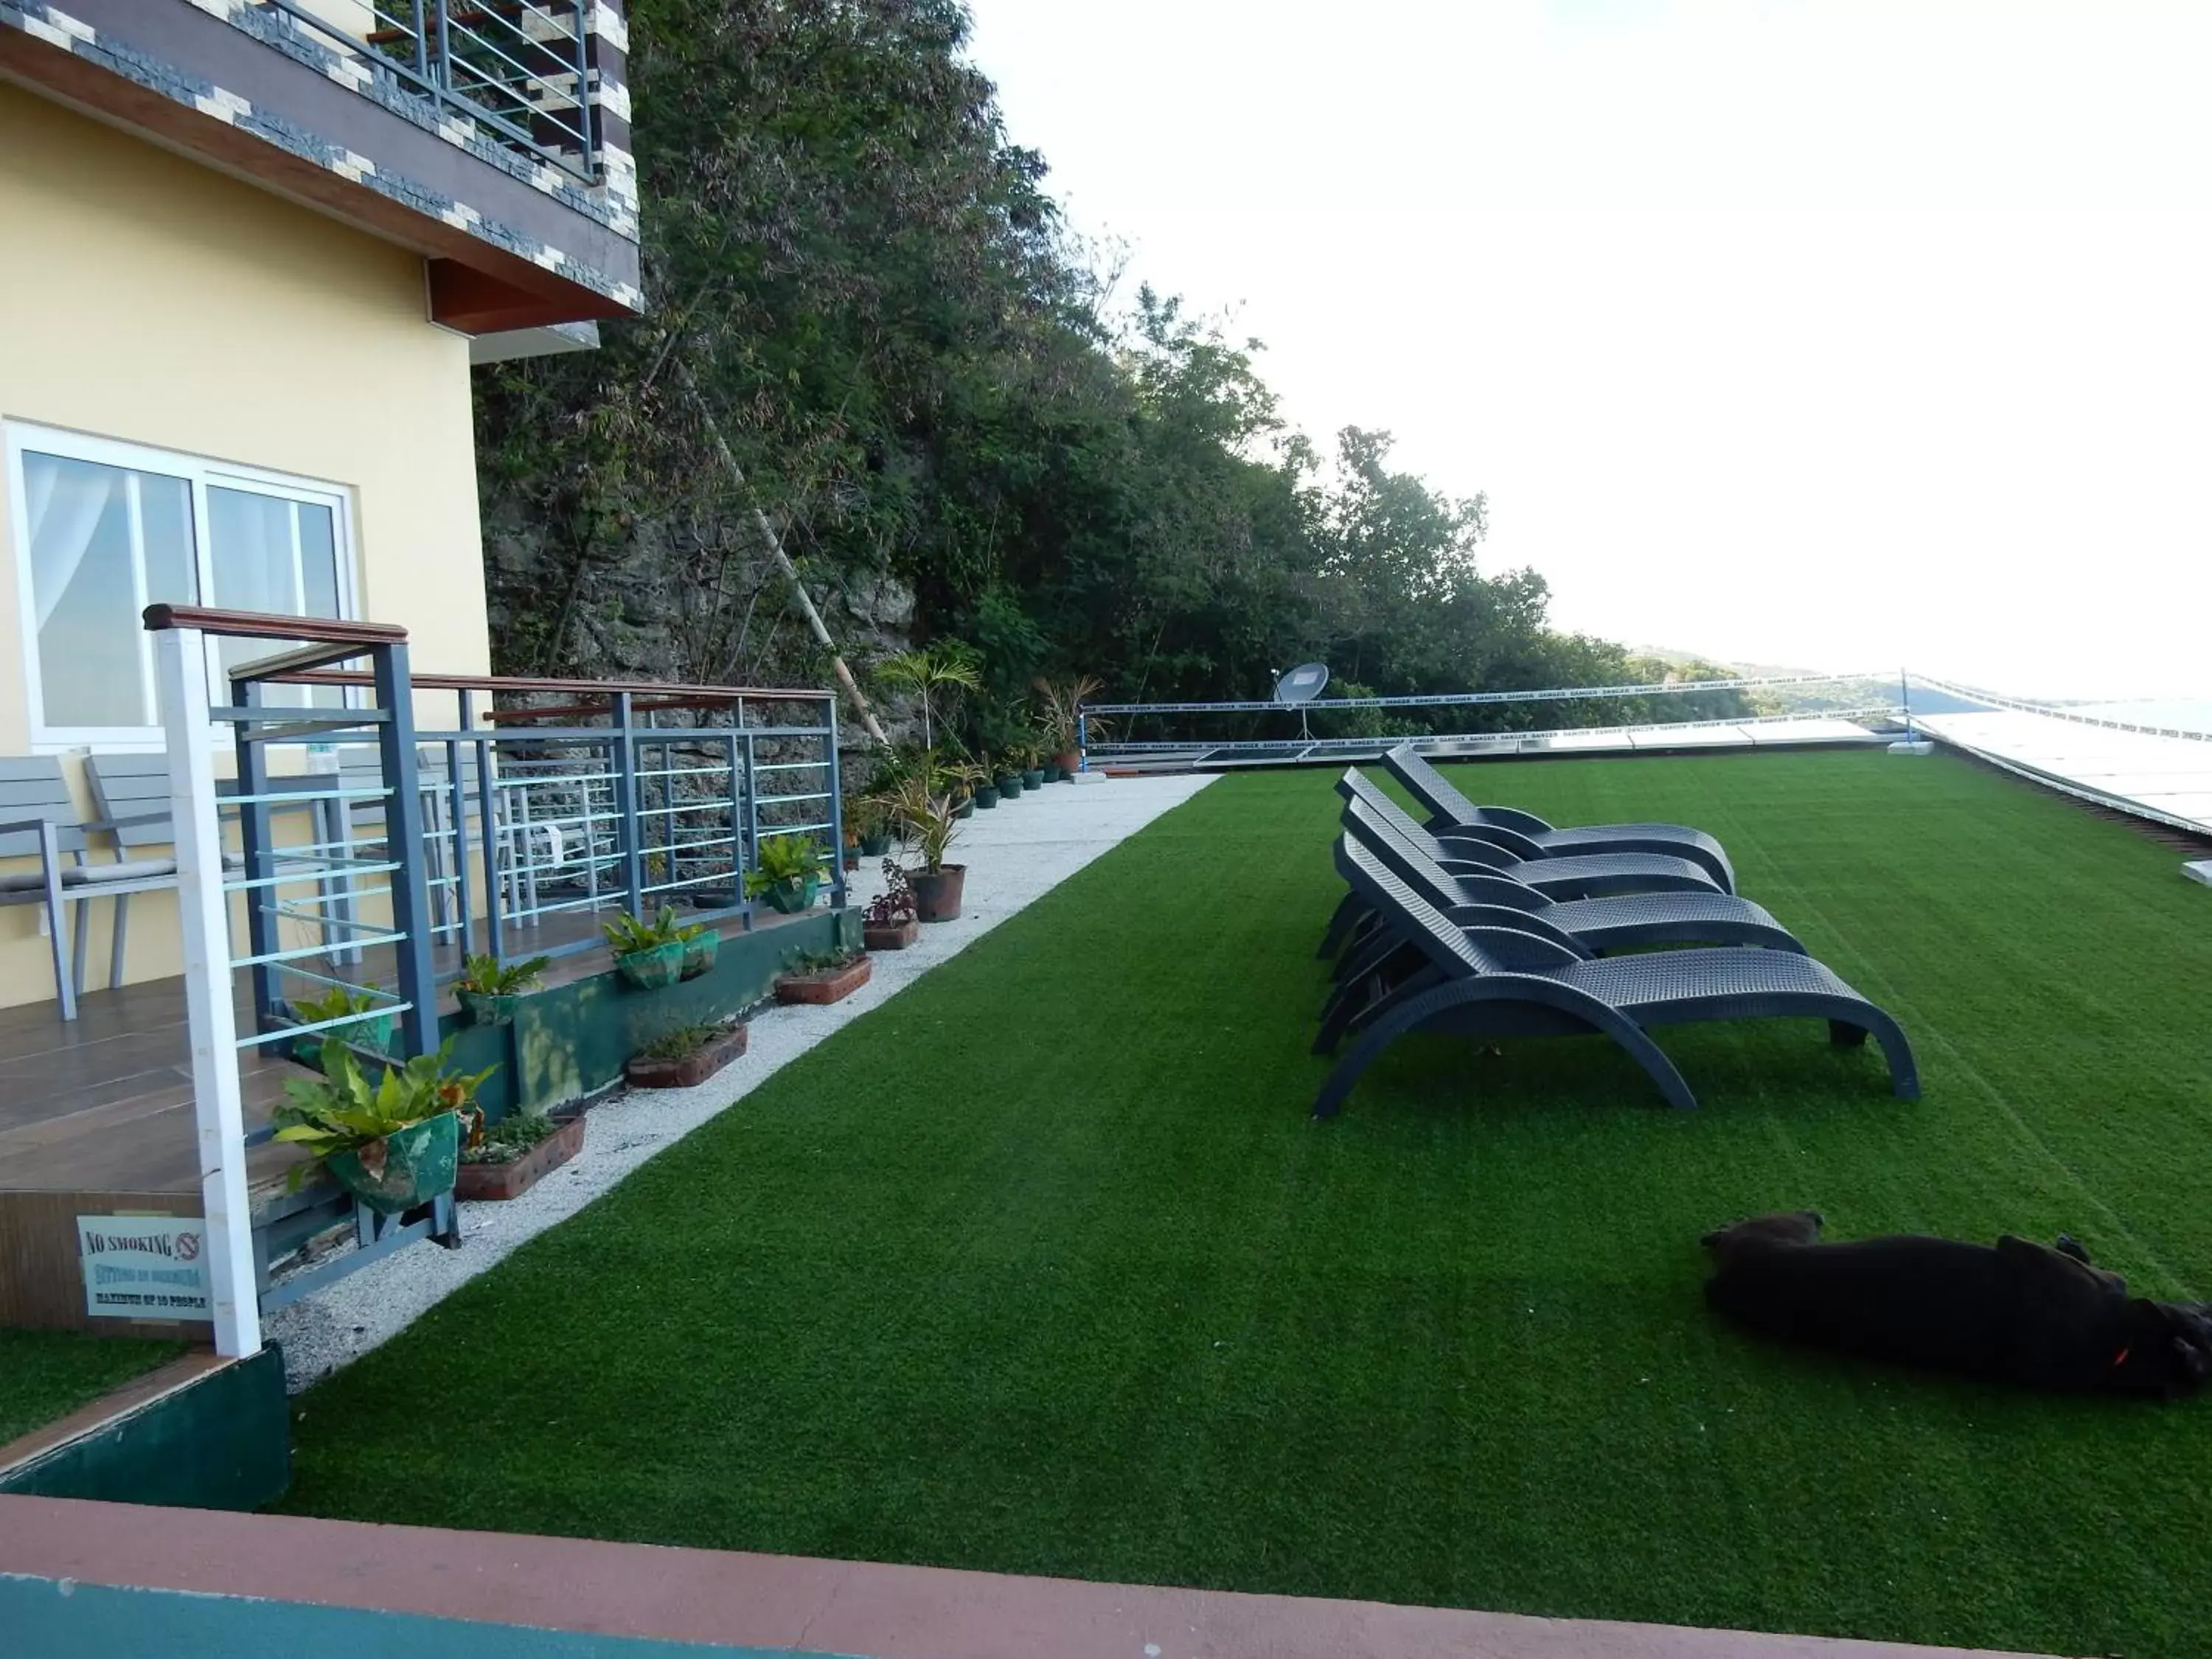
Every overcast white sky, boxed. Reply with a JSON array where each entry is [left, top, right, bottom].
[[963, 0, 2211, 700]]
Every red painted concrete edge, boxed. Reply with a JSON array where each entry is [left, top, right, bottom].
[[0, 1496, 2065, 1659]]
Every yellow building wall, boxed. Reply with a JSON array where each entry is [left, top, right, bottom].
[[0, 85, 494, 1009]]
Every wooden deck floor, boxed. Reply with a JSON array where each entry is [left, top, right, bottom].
[[0, 899, 813, 1200]]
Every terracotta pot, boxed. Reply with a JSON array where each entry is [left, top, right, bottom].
[[456, 1113, 585, 1201], [625, 1025, 749, 1089], [909, 864, 965, 923], [1053, 749, 1081, 775], [776, 956, 872, 1005], [863, 918, 919, 951]]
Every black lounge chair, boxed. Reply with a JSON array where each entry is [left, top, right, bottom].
[[1382, 743, 1737, 892], [1333, 770, 1723, 903], [1312, 837, 1918, 1118], [1326, 796, 1806, 980]]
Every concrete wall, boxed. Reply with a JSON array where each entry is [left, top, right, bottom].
[[0, 85, 493, 1008]]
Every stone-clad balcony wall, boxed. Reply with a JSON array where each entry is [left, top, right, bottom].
[[0, 0, 641, 333]]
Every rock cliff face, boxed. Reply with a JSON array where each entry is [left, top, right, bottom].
[[481, 502, 917, 712]]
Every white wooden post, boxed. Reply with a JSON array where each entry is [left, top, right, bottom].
[[156, 625, 262, 1359]]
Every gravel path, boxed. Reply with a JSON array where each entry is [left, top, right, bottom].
[[267, 771, 1216, 1389]]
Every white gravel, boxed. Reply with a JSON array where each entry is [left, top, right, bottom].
[[267, 770, 1216, 1389]]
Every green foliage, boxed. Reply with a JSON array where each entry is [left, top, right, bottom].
[[601, 906, 690, 956], [781, 946, 862, 975], [456, 954, 552, 996], [291, 985, 380, 1025], [745, 833, 827, 897], [637, 1023, 725, 1062], [462, 1111, 560, 1166], [271, 1040, 495, 1192], [473, 1, 1752, 734]]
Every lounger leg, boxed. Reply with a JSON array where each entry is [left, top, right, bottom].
[[1317, 891, 1365, 959], [1830, 1011, 1921, 1100], [1316, 960, 1443, 1057], [39, 823, 76, 1023], [1318, 937, 1420, 1028]]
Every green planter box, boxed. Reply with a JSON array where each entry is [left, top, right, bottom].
[[327, 1110, 460, 1216], [456, 989, 522, 1027], [681, 931, 721, 980], [614, 939, 686, 990], [757, 875, 820, 914]]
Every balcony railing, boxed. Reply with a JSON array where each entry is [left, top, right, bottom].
[[144, 603, 847, 1356], [265, 0, 599, 181]]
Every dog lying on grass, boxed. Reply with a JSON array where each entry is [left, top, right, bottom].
[[1703, 1211, 2212, 1398]]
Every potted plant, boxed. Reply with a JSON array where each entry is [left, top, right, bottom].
[[852, 794, 894, 858], [677, 920, 720, 981], [887, 775, 964, 922], [775, 946, 872, 1005], [745, 832, 827, 914], [625, 1020, 749, 1088], [602, 907, 690, 990], [456, 1105, 587, 1201], [271, 1039, 493, 1214], [288, 985, 392, 1062], [1012, 739, 1047, 792], [863, 859, 919, 950], [973, 780, 999, 810], [1033, 674, 1105, 776], [996, 755, 1023, 799], [453, 953, 551, 1026]]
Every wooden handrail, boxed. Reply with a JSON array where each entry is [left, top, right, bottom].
[[142, 604, 409, 644], [277, 668, 836, 703]]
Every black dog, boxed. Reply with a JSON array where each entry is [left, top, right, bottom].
[[1703, 1211, 2212, 1397]]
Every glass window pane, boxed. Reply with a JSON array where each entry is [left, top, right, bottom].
[[207, 486, 347, 706], [22, 453, 194, 730]]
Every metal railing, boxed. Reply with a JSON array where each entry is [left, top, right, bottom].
[[265, 0, 599, 181], [145, 604, 846, 1356]]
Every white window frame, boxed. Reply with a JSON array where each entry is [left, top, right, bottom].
[[4, 422, 359, 753]]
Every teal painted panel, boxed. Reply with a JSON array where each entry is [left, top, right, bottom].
[[442, 912, 852, 1121], [0, 1576, 860, 1658], [0, 1348, 288, 1512]]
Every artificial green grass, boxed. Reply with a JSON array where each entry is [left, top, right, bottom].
[[282, 753, 2212, 1655], [0, 1330, 185, 1447]]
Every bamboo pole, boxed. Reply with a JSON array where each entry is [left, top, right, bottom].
[[676, 364, 890, 745]]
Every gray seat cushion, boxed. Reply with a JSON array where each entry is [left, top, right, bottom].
[[0, 869, 47, 894], [63, 860, 179, 886]]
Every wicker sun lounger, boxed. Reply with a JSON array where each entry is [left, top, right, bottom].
[[1326, 796, 1806, 975], [1382, 743, 1736, 892], [1312, 837, 1918, 1118], [1333, 770, 1724, 907]]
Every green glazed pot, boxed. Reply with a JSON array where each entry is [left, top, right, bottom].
[[973, 786, 999, 810], [681, 930, 721, 980], [293, 1012, 393, 1065], [1022, 768, 1045, 790], [759, 876, 819, 915], [615, 939, 686, 990], [456, 989, 521, 1028], [327, 1110, 459, 1216], [860, 832, 891, 857], [998, 774, 1022, 798], [955, 798, 975, 819]]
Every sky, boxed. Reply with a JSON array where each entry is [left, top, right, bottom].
[[961, 0, 2212, 700]]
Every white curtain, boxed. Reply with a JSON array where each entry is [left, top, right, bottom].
[[24, 453, 119, 631]]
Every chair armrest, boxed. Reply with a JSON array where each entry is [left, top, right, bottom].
[[0, 815, 53, 838]]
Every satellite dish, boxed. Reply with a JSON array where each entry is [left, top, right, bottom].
[[1273, 662, 1330, 706]]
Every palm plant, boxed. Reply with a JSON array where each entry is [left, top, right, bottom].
[[875, 643, 981, 751], [1032, 674, 1106, 753], [884, 773, 960, 874]]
